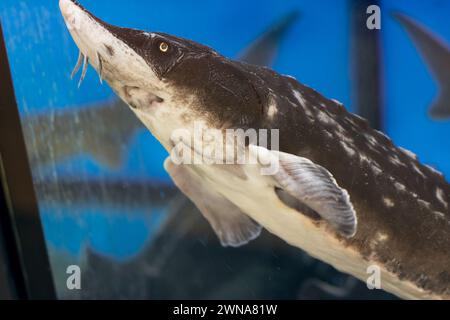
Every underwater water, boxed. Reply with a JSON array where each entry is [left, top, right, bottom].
[[0, 0, 447, 299]]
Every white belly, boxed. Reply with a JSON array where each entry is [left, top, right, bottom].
[[193, 163, 442, 300]]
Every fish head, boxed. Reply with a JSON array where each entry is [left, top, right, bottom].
[[60, 0, 259, 148]]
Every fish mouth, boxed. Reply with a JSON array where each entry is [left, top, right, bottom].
[[123, 86, 164, 110]]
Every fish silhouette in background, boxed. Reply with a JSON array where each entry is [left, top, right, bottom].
[[34, 178, 178, 208], [23, 99, 140, 170], [74, 196, 396, 300], [239, 11, 299, 66], [393, 12, 450, 120], [24, 11, 299, 170]]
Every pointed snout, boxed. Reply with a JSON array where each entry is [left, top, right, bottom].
[[59, 0, 82, 26], [59, 0, 87, 32], [59, 0, 75, 17], [60, 0, 163, 103], [59, 0, 100, 67]]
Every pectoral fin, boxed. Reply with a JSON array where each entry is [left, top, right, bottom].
[[250, 145, 357, 237], [164, 158, 262, 247]]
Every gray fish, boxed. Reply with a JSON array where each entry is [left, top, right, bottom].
[[34, 178, 178, 208], [393, 12, 450, 120], [60, 0, 450, 299], [23, 99, 140, 170], [239, 11, 299, 66]]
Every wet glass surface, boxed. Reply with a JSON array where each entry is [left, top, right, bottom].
[[2, 0, 446, 299]]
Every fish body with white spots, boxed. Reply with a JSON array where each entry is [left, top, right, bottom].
[[59, 0, 450, 299]]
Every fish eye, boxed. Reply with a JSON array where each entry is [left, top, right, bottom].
[[159, 41, 169, 53]]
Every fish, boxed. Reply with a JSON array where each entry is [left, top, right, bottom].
[[23, 99, 141, 170], [393, 12, 450, 120], [238, 11, 299, 66], [34, 178, 178, 208], [59, 0, 450, 299], [23, 8, 298, 170]]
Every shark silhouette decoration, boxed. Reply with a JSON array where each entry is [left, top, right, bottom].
[[393, 12, 450, 120]]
